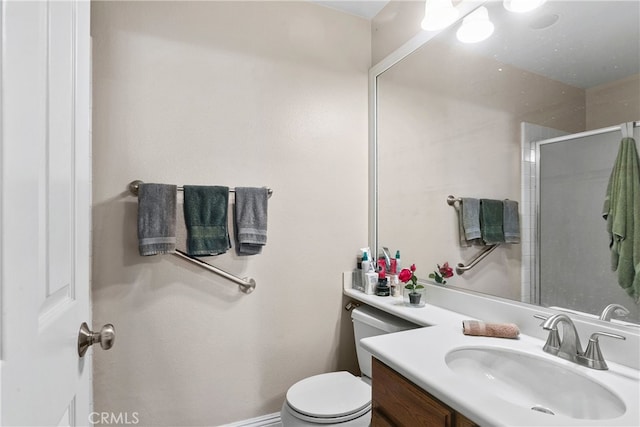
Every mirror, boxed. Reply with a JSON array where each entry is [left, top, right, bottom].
[[374, 0, 640, 323]]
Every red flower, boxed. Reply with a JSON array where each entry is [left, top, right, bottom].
[[398, 268, 413, 283], [439, 262, 454, 278], [430, 261, 454, 284], [410, 263, 416, 272]]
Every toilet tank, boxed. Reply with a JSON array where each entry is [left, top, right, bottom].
[[351, 305, 418, 379]]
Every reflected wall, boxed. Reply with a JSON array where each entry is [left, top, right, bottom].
[[377, 37, 586, 299], [375, 0, 639, 312]]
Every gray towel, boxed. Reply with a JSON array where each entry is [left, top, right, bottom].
[[456, 207, 471, 247], [234, 187, 268, 255], [503, 200, 520, 244], [183, 185, 231, 256], [461, 198, 481, 241], [137, 183, 177, 256]]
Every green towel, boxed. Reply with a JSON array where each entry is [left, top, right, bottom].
[[183, 185, 231, 256], [603, 137, 640, 301], [480, 199, 505, 244]]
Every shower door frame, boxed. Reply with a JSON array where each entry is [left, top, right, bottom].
[[527, 121, 640, 308]]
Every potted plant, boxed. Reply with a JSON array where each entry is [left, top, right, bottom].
[[399, 264, 424, 305], [428, 262, 454, 285]]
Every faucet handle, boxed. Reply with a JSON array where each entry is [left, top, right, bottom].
[[534, 314, 548, 324], [580, 332, 626, 370], [590, 331, 626, 341], [534, 314, 561, 355]]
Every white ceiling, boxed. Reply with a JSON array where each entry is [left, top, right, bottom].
[[310, 1, 639, 89], [309, 0, 390, 19], [462, 1, 640, 89]]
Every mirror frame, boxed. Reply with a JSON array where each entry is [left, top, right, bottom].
[[368, 0, 482, 267], [367, 0, 639, 330]]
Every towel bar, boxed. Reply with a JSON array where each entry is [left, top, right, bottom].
[[129, 180, 268, 293], [446, 195, 461, 206], [447, 194, 501, 275], [128, 180, 272, 198], [456, 244, 500, 275], [174, 250, 256, 293]]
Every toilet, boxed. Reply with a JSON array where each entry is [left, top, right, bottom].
[[280, 305, 418, 426]]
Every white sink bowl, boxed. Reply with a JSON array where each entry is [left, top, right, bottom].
[[445, 347, 626, 420]]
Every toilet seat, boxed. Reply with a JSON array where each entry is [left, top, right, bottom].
[[285, 372, 371, 424]]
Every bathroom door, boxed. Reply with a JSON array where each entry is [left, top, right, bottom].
[[1, 0, 92, 425]]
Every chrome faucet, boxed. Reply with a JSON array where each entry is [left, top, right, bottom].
[[541, 314, 583, 363], [599, 303, 630, 321], [537, 313, 626, 370]]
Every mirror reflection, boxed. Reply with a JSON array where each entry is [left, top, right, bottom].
[[376, 0, 640, 323]]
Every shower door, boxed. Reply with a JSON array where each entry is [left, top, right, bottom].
[[537, 124, 640, 321]]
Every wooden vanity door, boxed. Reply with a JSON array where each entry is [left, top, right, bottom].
[[372, 358, 479, 427]]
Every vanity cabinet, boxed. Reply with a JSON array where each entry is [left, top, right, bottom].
[[372, 358, 478, 427]]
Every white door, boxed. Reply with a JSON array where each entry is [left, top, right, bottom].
[[1, 0, 95, 425]]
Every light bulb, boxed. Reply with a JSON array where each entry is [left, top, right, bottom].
[[456, 6, 494, 43], [504, 0, 546, 13], [421, 0, 460, 32]]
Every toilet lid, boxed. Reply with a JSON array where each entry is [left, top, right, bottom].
[[286, 372, 371, 421]]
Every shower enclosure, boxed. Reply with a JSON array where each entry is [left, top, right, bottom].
[[523, 122, 640, 323]]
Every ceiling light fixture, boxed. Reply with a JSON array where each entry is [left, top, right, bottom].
[[503, 0, 547, 13], [421, 0, 460, 32], [456, 6, 494, 44]]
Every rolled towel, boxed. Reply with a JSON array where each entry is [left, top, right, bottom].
[[503, 199, 520, 244], [462, 320, 520, 339]]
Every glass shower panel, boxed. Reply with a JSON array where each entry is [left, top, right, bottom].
[[539, 127, 640, 322]]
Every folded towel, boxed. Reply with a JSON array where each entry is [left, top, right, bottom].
[[234, 187, 269, 255], [137, 183, 177, 256], [603, 135, 640, 301], [183, 185, 231, 256], [461, 198, 481, 242], [462, 320, 519, 339], [503, 199, 520, 244], [480, 199, 505, 244]]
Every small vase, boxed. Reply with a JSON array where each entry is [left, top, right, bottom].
[[403, 287, 426, 307]]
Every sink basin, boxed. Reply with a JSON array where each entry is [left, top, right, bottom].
[[445, 347, 626, 420]]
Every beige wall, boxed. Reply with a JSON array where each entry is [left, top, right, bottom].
[[586, 73, 640, 130], [377, 39, 585, 301], [90, 1, 369, 425]]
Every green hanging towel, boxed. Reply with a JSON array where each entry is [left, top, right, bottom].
[[602, 132, 640, 302], [480, 199, 505, 244], [183, 185, 231, 256]]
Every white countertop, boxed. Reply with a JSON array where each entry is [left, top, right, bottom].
[[344, 287, 640, 427], [360, 325, 639, 426], [343, 287, 473, 327]]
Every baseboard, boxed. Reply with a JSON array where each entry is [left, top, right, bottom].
[[221, 412, 282, 427]]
